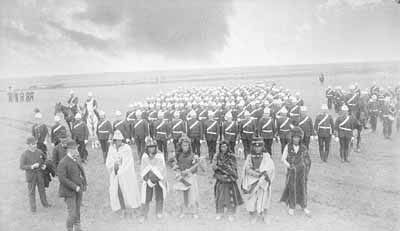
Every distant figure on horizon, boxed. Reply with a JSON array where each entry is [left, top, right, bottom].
[[14, 90, 19, 103], [7, 86, 13, 103], [20, 91, 25, 102], [319, 73, 325, 85]]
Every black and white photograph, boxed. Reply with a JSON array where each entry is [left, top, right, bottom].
[[0, 0, 399, 231]]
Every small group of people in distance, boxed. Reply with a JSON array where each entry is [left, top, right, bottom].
[[7, 86, 35, 103]]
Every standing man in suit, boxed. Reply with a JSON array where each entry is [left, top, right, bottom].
[[20, 136, 51, 213], [57, 140, 87, 231]]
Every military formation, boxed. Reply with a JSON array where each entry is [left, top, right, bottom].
[[19, 80, 400, 231]]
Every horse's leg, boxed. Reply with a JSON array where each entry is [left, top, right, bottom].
[[93, 117, 99, 148], [87, 120, 95, 149]]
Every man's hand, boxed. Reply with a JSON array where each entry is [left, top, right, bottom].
[[126, 138, 131, 144], [31, 163, 40, 169], [75, 186, 80, 192], [334, 137, 339, 142], [41, 164, 47, 170], [84, 140, 88, 144]]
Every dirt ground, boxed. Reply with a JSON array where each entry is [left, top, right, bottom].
[[0, 72, 399, 231]]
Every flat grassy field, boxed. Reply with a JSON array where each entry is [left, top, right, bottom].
[[0, 71, 399, 231]]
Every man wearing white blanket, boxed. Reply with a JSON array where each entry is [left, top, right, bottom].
[[105, 130, 141, 218], [139, 137, 167, 223]]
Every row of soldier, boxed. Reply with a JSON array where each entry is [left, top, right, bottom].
[[7, 90, 35, 103], [57, 82, 392, 165], [325, 81, 400, 139]]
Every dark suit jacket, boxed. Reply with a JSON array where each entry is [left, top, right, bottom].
[[19, 149, 45, 182], [57, 155, 87, 198]]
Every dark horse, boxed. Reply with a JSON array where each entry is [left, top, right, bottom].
[[55, 102, 74, 133]]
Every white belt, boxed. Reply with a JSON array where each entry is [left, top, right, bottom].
[[157, 132, 167, 135], [243, 131, 253, 134], [172, 131, 183, 134], [207, 132, 217, 135], [280, 129, 290, 132], [319, 126, 331, 129], [98, 131, 109, 133], [225, 132, 235, 135], [339, 127, 351, 131], [261, 130, 272, 133]]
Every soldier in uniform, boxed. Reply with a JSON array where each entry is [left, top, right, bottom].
[[133, 110, 150, 159], [367, 95, 379, 132], [32, 112, 48, 154], [171, 110, 186, 153], [187, 110, 204, 156], [288, 97, 301, 125], [333, 86, 344, 113], [67, 90, 79, 117], [97, 111, 113, 163], [314, 104, 335, 162], [222, 111, 239, 153], [71, 113, 89, 163], [381, 99, 396, 139], [345, 85, 360, 116], [326, 86, 334, 110], [275, 107, 293, 154], [240, 111, 257, 159], [7, 86, 13, 103], [14, 90, 19, 103], [257, 107, 275, 155], [152, 111, 171, 162], [297, 106, 315, 149], [113, 111, 131, 143], [204, 111, 220, 163], [334, 105, 359, 162], [51, 115, 67, 146], [20, 91, 25, 102]]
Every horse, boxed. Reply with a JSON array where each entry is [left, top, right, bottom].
[[81, 105, 100, 149], [54, 102, 74, 133]]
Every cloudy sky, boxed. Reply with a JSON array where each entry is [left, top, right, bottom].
[[0, 0, 399, 78]]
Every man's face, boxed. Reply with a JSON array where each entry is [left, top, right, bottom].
[[60, 139, 68, 147], [182, 142, 190, 152], [115, 140, 123, 147], [68, 148, 80, 159], [293, 136, 301, 145], [220, 144, 228, 153], [28, 143, 36, 151], [148, 146, 156, 154], [254, 145, 263, 154]]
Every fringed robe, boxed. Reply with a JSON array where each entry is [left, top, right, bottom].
[[173, 151, 200, 207], [280, 143, 311, 209], [241, 153, 275, 213], [106, 144, 141, 211], [140, 152, 167, 204]]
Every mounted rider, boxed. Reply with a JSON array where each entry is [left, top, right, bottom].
[[67, 90, 79, 116], [84, 92, 100, 120]]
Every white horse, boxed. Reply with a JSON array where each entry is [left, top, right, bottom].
[[83, 99, 99, 149]]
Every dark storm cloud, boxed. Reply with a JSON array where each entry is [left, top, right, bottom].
[[47, 21, 115, 54], [76, 0, 233, 59]]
